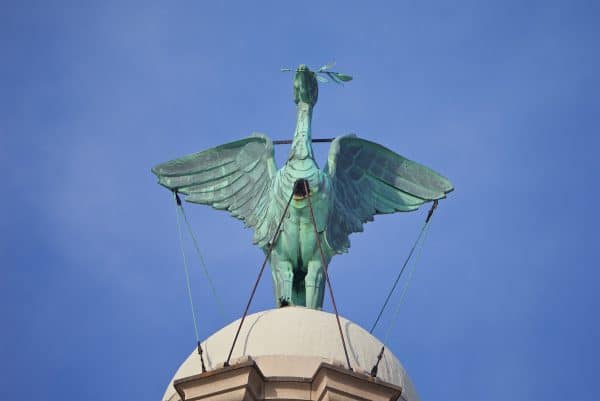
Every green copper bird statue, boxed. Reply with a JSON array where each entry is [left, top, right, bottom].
[[152, 64, 453, 310]]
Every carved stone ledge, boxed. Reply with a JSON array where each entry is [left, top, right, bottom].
[[311, 363, 402, 401], [172, 357, 403, 401]]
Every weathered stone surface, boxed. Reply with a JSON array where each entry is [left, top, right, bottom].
[[162, 308, 418, 401], [173, 357, 404, 401]]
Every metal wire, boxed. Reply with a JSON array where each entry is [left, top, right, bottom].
[[178, 203, 226, 320], [369, 200, 438, 334], [173, 194, 200, 343], [224, 191, 295, 366], [304, 180, 353, 371], [383, 222, 431, 345], [173, 192, 208, 373], [369, 202, 438, 378]]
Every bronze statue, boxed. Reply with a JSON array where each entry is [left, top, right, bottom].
[[152, 64, 453, 309]]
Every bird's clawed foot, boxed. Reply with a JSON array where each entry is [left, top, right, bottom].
[[305, 260, 325, 309]]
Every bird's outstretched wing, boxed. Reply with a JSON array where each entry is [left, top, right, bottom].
[[324, 135, 453, 253], [152, 133, 278, 247]]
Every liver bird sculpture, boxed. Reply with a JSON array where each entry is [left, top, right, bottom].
[[152, 64, 453, 310]]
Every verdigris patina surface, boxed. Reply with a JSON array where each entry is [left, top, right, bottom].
[[152, 64, 453, 309]]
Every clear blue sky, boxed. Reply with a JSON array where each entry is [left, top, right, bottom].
[[2, 1, 599, 400]]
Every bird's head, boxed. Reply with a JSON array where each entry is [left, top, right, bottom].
[[282, 63, 353, 108], [293, 64, 319, 107]]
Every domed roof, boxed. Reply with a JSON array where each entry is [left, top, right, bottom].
[[163, 307, 418, 401]]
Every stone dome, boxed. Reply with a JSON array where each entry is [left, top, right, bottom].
[[163, 307, 418, 401]]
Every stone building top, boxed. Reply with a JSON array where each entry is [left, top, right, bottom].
[[163, 307, 418, 401]]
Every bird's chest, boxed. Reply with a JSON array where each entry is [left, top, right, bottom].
[[287, 181, 329, 230], [273, 164, 330, 252], [286, 203, 315, 229], [278, 207, 319, 265], [276, 185, 330, 263]]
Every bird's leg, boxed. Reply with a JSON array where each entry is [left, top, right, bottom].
[[305, 260, 324, 309], [275, 260, 293, 307], [316, 273, 325, 309], [271, 265, 282, 308], [270, 247, 295, 307]]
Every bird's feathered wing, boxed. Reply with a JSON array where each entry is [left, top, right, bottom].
[[324, 135, 453, 253], [151, 133, 279, 247]]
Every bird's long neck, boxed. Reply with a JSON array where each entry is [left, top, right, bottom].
[[289, 101, 314, 161]]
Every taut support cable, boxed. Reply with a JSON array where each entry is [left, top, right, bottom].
[[224, 191, 295, 367], [383, 222, 430, 343], [369, 200, 438, 334], [304, 180, 353, 371], [369, 200, 438, 377], [177, 196, 225, 320], [371, 221, 431, 377], [173, 191, 207, 373], [370, 346, 385, 377], [174, 191, 200, 341], [197, 341, 207, 373]]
